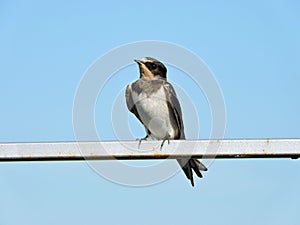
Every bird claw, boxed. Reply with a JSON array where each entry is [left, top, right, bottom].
[[137, 135, 148, 149], [160, 138, 170, 151]]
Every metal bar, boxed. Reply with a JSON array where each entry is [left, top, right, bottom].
[[0, 139, 299, 162]]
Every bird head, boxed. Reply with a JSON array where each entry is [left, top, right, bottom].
[[134, 57, 167, 80]]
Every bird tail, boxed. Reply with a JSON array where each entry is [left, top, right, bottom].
[[177, 159, 207, 187]]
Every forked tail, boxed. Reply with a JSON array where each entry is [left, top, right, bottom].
[[177, 159, 207, 187]]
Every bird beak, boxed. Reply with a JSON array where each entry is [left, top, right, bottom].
[[134, 59, 143, 65]]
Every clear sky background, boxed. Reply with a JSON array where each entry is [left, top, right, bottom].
[[1, 1, 300, 225]]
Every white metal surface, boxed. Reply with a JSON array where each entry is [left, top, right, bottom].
[[0, 139, 299, 161]]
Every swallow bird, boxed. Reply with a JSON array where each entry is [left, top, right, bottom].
[[125, 57, 207, 186]]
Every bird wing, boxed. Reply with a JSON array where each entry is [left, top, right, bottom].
[[163, 81, 208, 186], [162, 81, 185, 139], [125, 84, 143, 123], [125, 84, 151, 136]]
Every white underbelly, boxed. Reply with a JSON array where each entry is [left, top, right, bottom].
[[132, 88, 176, 139]]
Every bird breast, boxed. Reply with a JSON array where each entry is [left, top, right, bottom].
[[131, 86, 177, 139]]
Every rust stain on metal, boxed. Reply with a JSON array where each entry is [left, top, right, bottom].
[[153, 151, 169, 158], [262, 149, 267, 154], [126, 153, 134, 158]]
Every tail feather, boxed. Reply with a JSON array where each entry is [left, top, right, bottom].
[[177, 158, 207, 187], [190, 159, 203, 178], [194, 159, 208, 171]]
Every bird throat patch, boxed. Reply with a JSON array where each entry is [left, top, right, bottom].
[[139, 63, 154, 79]]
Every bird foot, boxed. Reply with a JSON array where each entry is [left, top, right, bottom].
[[137, 135, 148, 149], [160, 138, 170, 151]]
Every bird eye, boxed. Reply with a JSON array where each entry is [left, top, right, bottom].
[[146, 62, 157, 70], [151, 63, 157, 70]]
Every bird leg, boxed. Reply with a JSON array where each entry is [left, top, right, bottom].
[[160, 136, 170, 151], [137, 135, 148, 149]]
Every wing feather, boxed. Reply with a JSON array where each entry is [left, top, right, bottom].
[[125, 84, 143, 124], [162, 81, 185, 139], [125, 84, 151, 136]]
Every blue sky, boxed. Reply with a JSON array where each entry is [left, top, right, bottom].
[[1, 1, 300, 225]]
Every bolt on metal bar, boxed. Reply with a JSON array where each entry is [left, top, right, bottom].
[[0, 139, 299, 162]]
